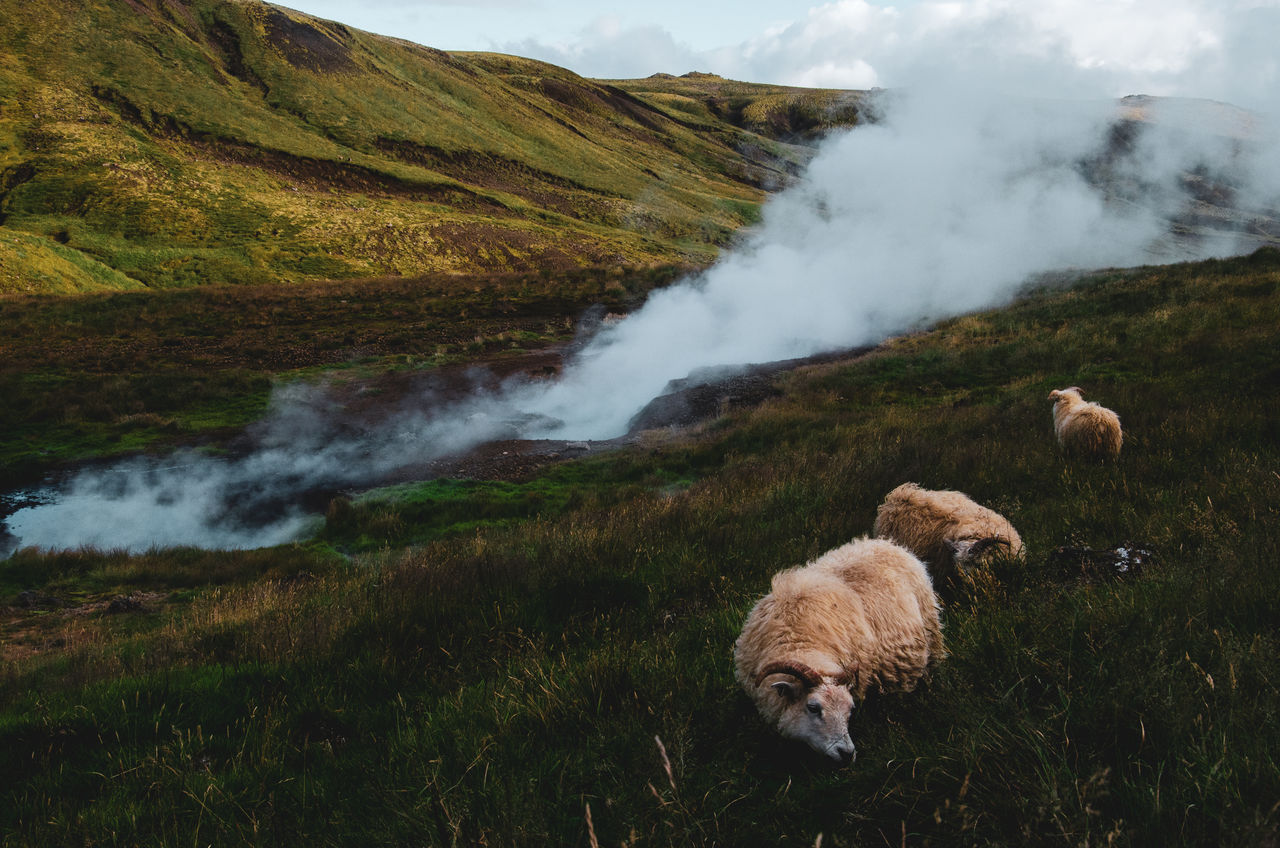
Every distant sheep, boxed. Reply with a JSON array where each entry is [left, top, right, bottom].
[[734, 537, 943, 763], [873, 482, 1024, 581], [1049, 387, 1123, 461]]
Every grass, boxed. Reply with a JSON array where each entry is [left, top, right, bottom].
[[610, 72, 864, 145], [320, 457, 697, 553], [0, 1, 856, 294], [0, 263, 690, 486], [1, 248, 1279, 844]]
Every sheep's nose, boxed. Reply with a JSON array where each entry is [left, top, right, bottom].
[[834, 744, 856, 765]]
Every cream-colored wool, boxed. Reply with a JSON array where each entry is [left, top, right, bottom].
[[733, 537, 943, 762], [873, 482, 1024, 580], [1049, 387, 1122, 461]]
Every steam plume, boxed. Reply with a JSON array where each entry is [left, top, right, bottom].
[[512, 89, 1277, 438], [4, 89, 1277, 555]]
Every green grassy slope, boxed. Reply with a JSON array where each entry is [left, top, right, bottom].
[[608, 71, 864, 145], [2, 248, 1277, 845], [0, 0, 862, 293]]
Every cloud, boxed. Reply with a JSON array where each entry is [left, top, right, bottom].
[[500, 18, 707, 79], [789, 59, 880, 89], [287, 1, 1279, 117], [502, 0, 1279, 117]]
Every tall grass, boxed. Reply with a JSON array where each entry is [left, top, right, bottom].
[[2, 249, 1278, 845]]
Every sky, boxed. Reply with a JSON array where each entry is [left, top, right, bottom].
[[278, 0, 1280, 114]]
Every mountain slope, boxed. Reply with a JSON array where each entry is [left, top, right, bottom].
[[0, 0, 864, 293]]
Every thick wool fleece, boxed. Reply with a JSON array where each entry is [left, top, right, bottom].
[[873, 482, 1024, 579], [1050, 388, 1122, 461], [734, 537, 944, 725]]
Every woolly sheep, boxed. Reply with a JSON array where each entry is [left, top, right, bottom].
[[1048, 386, 1123, 461], [873, 482, 1024, 581], [733, 537, 943, 763]]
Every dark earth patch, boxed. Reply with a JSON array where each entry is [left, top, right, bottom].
[[262, 9, 357, 74]]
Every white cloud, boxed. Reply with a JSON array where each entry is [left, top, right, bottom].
[[789, 59, 881, 89], [282, 1, 1279, 115], [496, 0, 1278, 117], [503, 19, 706, 79]]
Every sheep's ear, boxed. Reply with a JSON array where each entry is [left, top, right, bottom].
[[770, 680, 800, 701]]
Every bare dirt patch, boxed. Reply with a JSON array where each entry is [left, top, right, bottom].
[[262, 9, 357, 74], [1, 590, 169, 664]]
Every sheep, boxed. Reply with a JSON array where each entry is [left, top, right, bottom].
[[733, 537, 943, 763], [873, 482, 1024, 583], [1048, 386, 1123, 461]]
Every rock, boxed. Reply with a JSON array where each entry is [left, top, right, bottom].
[[15, 589, 59, 609], [1048, 541, 1155, 580], [105, 595, 144, 614]]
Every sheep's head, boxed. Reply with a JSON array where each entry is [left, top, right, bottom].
[[947, 536, 1014, 571], [756, 662, 856, 764], [1049, 387, 1083, 404]]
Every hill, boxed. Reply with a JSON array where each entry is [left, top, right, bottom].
[[605, 70, 863, 144], [1, 248, 1278, 844], [0, 0, 864, 293]]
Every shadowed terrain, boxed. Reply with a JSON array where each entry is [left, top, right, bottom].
[[2, 3, 1280, 844], [2, 249, 1278, 845]]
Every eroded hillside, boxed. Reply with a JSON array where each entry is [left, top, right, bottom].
[[0, 0, 864, 293]]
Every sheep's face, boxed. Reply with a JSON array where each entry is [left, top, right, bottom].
[[768, 677, 857, 764], [947, 538, 984, 573]]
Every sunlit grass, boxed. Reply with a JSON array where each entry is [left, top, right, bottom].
[[0, 1, 846, 295]]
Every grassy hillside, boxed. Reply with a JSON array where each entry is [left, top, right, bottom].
[[0, 0, 861, 293], [608, 71, 864, 145], [2, 248, 1277, 845]]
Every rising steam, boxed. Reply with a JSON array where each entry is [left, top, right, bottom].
[[4, 90, 1277, 555], [512, 89, 1277, 438]]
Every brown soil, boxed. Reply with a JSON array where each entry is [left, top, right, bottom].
[[262, 9, 357, 74]]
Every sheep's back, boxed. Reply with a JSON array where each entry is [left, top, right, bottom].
[[1056, 402, 1122, 459], [874, 483, 1021, 569], [733, 567, 867, 695], [809, 539, 943, 695], [873, 484, 961, 567]]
